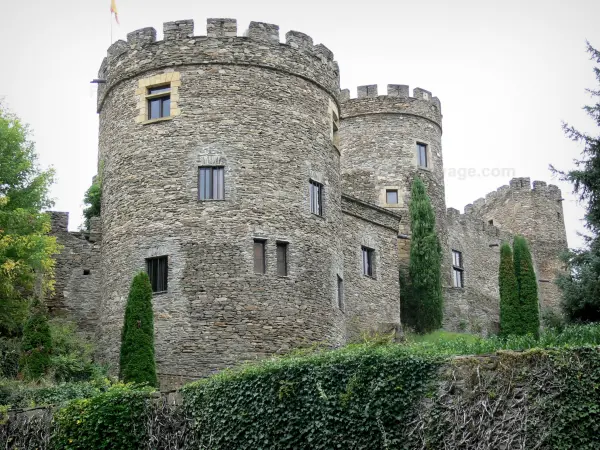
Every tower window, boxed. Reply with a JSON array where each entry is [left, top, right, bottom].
[[310, 180, 323, 216], [276, 242, 288, 276], [386, 189, 399, 205], [331, 109, 340, 149], [146, 256, 168, 293], [452, 250, 464, 288], [337, 275, 344, 311], [199, 167, 225, 200], [362, 246, 375, 277], [488, 219, 494, 226], [147, 85, 171, 120], [253, 239, 266, 274], [417, 142, 428, 168]]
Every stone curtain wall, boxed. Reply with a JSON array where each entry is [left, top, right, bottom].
[[341, 195, 402, 339], [338, 86, 450, 283], [96, 18, 348, 388], [463, 178, 568, 311], [48, 212, 101, 334], [444, 208, 513, 334]]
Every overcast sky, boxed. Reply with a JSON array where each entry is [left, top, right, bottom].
[[1, 0, 599, 248]]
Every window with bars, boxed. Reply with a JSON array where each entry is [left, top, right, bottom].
[[309, 180, 323, 216], [276, 242, 288, 276], [362, 246, 375, 277], [147, 85, 171, 120], [386, 189, 399, 205], [337, 275, 344, 311], [452, 249, 464, 288], [199, 166, 225, 200], [417, 142, 428, 168], [146, 256, 168, 293], [253, 239, 266, 274]]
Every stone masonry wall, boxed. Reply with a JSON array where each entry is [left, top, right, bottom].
[[444, 208, 513, 334], [97, 18, 347, 388], [463, 178, 568, 312], [338, 85, 451, 284], [48, 212, 101, 334], [341, 195, 402, 338]]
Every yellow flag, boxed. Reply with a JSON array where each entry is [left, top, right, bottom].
[[110, 0, 119, 24]]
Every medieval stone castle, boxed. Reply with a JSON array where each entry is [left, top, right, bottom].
[[48, 18, 568, 389]]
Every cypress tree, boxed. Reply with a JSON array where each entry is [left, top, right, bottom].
[[404, 177, 443, 333], [513, 236, 540, 337], [20, 300, 52, 380], [119, 272, 158, 387], [498, 243, 520, 336]]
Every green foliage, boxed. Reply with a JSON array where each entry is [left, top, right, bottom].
[[53, 383, 155, 450], [403, 177, 443, 333], [20, 302, 52, 381], [541, 307, 566, 332], [82, 171, 102, 232], [0, 104, 58, 337], [499, 242, 521, 335], [513, 236, 540, 337], [119, 272, 157, 387], [0, 338, 20, 378], [404, 330, 480, 345], [552, 43, 600, 323]]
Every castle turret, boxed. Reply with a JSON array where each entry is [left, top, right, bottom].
[[96, 19, 347, 387], [339, 85, 449, 280]]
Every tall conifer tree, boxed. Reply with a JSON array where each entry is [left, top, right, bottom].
[[513, 236, 540, 337], [499, 243, 520, 336], [404, 177, 443, 333], [119, 272, 158, 387]]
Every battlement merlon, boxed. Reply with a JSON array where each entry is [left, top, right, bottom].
[[461, 177, 564, 215], [97, 18, 340, 113], [339, 84, 442, 130]]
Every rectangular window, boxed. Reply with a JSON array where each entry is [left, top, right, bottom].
[[147, 85, 171, 120], [146, 256, 168, 293], [276, 242, 288, 276], [386, 189, 398, 204], [332, 110, 340, 148], [362, 246, 374, 277], [337, 275, 344, 310], [452, 250, 464, 288], [253, 239, 266, 274], [417, 142, 428, 168], [199, 167, 225, 200], [309, 180, 323, 216]]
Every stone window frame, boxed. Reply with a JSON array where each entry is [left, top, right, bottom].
[[414, 139, 433, 171], [253, 238, 267, 275], [380, 186, 403, 208], [309, 179, 324, 217], [328, 99, 340, 153], [337, 275, 345, 311], [361, 246, 376, 279], [135, 72, 181, 124], [146, 255, 168, 294], [276, 241, 289, 277], [198, 166, 225, 201], [451, 249, 464, 288]]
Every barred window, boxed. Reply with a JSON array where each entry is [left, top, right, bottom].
[[253, 239, 266, 274], [276, 242, 288, 276], [147, 85, 171, 120], [309, 180, 323, 216], [146, 256, 168, 293], [362, 246, 375, 277], [452, 250, 464, 288], [199, 167, 225, 200]]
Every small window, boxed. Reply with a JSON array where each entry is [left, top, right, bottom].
[[331, 110, 340, 148], [253, 239, 266, 274], [417, 142, 428, 168], [362, 246, 375, 277], [452, 250, 464, 288], [386, 189, 398, 205], [83, 269, 91, 276], [337, 275, 344, 310], [199, 167, 225, 200], [488, 219, 494, 226], [276, 242, 288, 276], [146, 256, 168, 293], [310, 180, 323, 216], [147, 85, 171, 120]]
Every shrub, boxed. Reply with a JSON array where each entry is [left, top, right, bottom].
[[403, 177, 443, 333], [0, 338, 20, 378], [82, 172, 101, 231], [499, 242, 520, 336], [119, 272, 157, 387], [20, 301, 52, 380], [513, 236, 540, 337]]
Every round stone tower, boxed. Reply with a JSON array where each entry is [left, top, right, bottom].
[[338, 84, 449, 281], [96, 18, 344, 388]]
